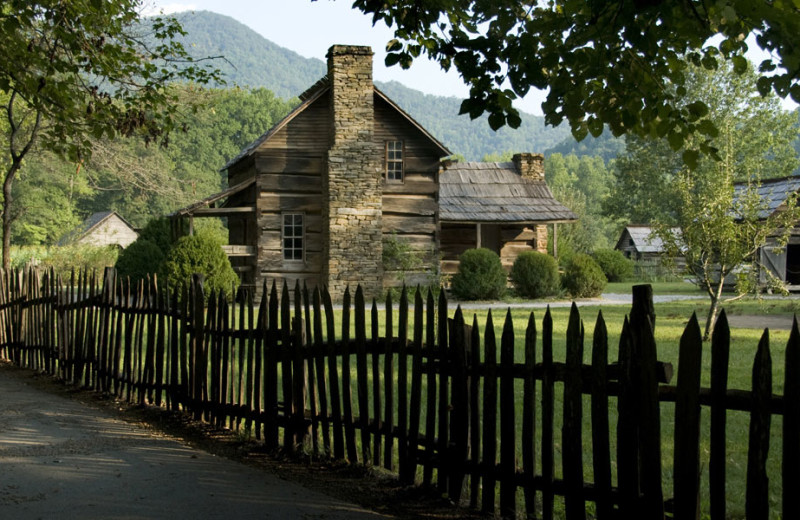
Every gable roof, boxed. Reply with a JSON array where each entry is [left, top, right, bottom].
[[222, 76, 451, 171], [57, 211, 136, 246], [615, 225, 681, 253], [733, 175, 800, 219], [439, 162, 577, 223]]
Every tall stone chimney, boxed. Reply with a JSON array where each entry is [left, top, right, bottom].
[[513, 153, 545, 180], [323, 45, 383, 299]]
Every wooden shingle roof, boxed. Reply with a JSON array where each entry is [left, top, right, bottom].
[[733, 175, 800, 219], [615, 225, 677, 253], [439, 162, 577, 223]]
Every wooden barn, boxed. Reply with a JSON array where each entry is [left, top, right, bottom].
[[615, 225, 672, 261], [439, 156, 577, 274], [58, 211, 138, 249], [172, 45, 575, 299], [735, 175, 800, 287]]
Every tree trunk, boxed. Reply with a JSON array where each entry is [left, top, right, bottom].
[[703, 280, 725, 340], [2, 162, 17, 271]]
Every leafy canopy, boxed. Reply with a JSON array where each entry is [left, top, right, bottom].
[[346, 0, 800, 157], [0, 1, 221, 160]]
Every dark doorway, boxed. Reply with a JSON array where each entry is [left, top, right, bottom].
[[786, 244, 800, 285], [479, 224, 502, 254]]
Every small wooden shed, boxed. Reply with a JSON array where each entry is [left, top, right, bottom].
[[439, 155, 577, 273], [614, 226, 672, 261], [735, 175, 800, 287], [58, 211, 138, 249]]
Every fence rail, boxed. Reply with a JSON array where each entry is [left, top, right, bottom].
[[0, 268, 797, 519]]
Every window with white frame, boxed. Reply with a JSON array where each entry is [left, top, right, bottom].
[[386, 140, 403, 182], [282, 213, 304, 261]]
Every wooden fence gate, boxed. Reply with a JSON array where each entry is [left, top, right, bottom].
[[0, 267, 797, 519]]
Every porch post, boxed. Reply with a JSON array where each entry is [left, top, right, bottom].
[[553, 223, 558, 258]]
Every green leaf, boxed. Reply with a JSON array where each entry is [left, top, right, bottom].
[[667, 130, 684, 151], [587, 117, 603, 138], [682, 149, 700, 169], [385, 53, 402, 67], [731, 55, 748, 74]]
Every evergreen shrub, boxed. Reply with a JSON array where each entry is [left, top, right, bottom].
[[592, 248, 634, 282], [510, 251, 560, 298], [562, 253, 607, 298], [162, 233, 239, 299], [451, 248, 507, 300], [115, 239, 165, 284]]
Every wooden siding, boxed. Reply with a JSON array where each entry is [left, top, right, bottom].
[[375, 95, 441, 288], [254, 92, 330, 153], [77, 215, 138, 249]]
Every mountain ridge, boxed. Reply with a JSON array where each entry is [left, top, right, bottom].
[[167, 10, 578, 160]]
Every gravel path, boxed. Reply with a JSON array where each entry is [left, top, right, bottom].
[[0, 364, 386, 520]]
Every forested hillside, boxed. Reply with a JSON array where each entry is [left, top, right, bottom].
[[171, 10, 571, 160]]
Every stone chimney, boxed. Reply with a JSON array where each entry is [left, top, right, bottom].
[[323, 45, 383, 299], [513, 153, 545, 180]]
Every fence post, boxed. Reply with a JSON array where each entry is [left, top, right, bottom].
[[563, 303, 585, 520], [448, 306, 470, 503], [190, 274, 205, 420], [710, 309, 731, 520], [674, 313, 703, 520], [784, 317, 800, 520], [746, 330, 772, 519], [630, 284, 664, 518]]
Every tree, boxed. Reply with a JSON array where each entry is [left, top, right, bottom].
[[544, 153, 617, 258], [347, 0, 800, 155], [612, 62, 800, 339], [0, 1, 221, 268], [657, 153, 799, 340]]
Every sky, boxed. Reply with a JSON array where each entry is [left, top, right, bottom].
[[144, 1, 797, 116], [143, 0, 549, 115]]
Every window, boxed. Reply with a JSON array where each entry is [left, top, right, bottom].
[[282, 214, 304, 261], [386, 140, 403, 182]]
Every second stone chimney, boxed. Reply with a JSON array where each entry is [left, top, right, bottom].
[[323, 45, 383, 299], [513, 153, 545, 180]]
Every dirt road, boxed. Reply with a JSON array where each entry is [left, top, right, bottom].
[[0, 363, 386, 520]]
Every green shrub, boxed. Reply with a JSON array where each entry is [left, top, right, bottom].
[[41, 244, 119, 280], [136, 217, 177, 255], [510, 251, 560, 298], [562, 253, 607, 298], [162, 233, 239, 299], [115, 239, 165, 284], [592, 248, 634, 282], [451, 248, 507, 300]]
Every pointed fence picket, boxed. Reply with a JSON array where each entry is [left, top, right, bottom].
[[1, 267, 799, 519]]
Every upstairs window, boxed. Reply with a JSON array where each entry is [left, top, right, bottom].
[[282, 213, 304, 261], [386, 140, 404, 182]]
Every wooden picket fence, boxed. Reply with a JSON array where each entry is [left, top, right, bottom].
[[0, 267, 798, 519]]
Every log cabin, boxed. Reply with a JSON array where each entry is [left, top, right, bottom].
[[171, 45, 576, 299]]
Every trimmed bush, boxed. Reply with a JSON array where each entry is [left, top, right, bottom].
[[115, 239, 165, 284], [136, 217, 177, 256], [162, 233, 239, 299], [562, 253, 607, 298], [592, 248, 634, 282], [510, 251, 560, 298], [451, 248, 507, 300]]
